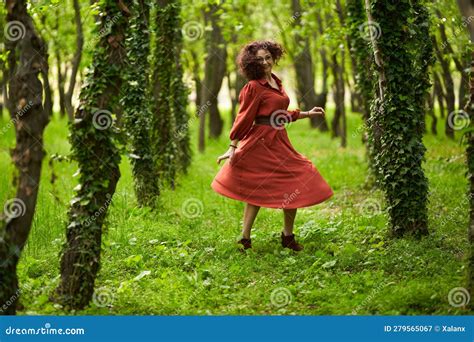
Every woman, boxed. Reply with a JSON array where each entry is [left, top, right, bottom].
[[211, 40, 333, 252]]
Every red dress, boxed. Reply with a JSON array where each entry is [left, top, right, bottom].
[[211, 73, 333, 209]]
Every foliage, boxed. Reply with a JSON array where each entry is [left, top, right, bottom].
[[55, 0, 130, 309], [1, 0, 472, 315], [120, 0, 159, 206], [367, 0, 430, 237], [1, 110, 469, 315], [346, 0, 374, 118], [346, 0, 377, 181], [150, 0, 190, 190]]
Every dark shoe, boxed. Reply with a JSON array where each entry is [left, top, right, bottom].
[[281, 232, 304, 251], [238, 237, 252, 250]]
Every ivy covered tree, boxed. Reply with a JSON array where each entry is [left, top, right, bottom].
[[0, 4, 7, 117], [347, 0, 377, 181], [412, 1, 434, 138], [365, 0, 431, 237], [170, 2, 191, 176], [465, 37, 474, 311], [151, 0, 190, 190], [120, 0, 160, 206], [0, 0, 49, 315], [456, 0, 474, 308], [55, 0, 131, 309]]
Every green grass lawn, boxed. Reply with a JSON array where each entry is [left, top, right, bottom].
[[0, 107, 470, 315]]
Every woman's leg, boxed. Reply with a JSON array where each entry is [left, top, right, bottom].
[[242, 203, 260, 239], [281, 208, 303, 251], [283, 208, 297, 236]]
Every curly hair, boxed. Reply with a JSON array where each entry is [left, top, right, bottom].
[[236, 40, 285, 80]]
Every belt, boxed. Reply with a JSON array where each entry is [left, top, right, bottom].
[[254, 115, 286, 127]]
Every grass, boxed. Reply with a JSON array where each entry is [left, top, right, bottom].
[[0, 107, 470, 315]]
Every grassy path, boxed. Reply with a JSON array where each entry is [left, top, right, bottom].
[[0, 109, 469, 315]]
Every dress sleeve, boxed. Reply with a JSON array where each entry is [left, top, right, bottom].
[[287, 109, 301, 122], [229, 82, 261, 140]]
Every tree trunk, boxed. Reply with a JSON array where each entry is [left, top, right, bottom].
[[191, 49, 206, 153], [151, 0, 187, 189], [365, 0, 429, 237], [456, 0, 474, 310], [202, 4, 227, 139], [436, 9, 470, 113], [54, 12, 66, 118], [2, 75, 7, 118], [41, 63, 53, 118], [65, 0, 84, 119], [433, 36, 456, 139], [458, 51, 470, 110], [291, 0, 328, 131], [0, 12, 4, 117], [170, 2, 191, 175], [38, 14, 53, 118], [1, 0, 49, 315], [330, 50, 347, 147], [428, 85, 438, 135], [0, 70, 4, 116], [466, 51, 474, 311], [56, 50, 66, 118], [228, 71, 246, 124], [433, 71, 446, 119], [120, 0, 160, 206], [54, 0, 130, 310], [335, 0, 361, 114]]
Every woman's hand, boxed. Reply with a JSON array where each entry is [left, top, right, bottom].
[[308, 106, 325, 117], [217, 147, 236, 165]]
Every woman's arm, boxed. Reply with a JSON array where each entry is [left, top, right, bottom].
[[229, 139, 239, 148], [298, 111, 310, 119], [217, 139, 240, 164], [218, 82, 259, 165], [298, 107, 325, 119], [229, 82, 261, 140]]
